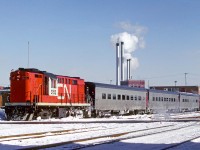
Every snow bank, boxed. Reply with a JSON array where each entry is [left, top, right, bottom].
[[0, 108, 6, 120]]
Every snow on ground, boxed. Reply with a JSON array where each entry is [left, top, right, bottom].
[[0, 109, 6, 120], [0, 111, 200, 150]]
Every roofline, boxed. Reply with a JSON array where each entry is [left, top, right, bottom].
[[86, 82, 147, 92]]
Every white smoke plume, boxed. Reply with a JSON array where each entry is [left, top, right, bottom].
[[111, 32, 139, 54], [111, 22, 147, 75], [118, 22, 148, 36], [111, 32, 141, 70]]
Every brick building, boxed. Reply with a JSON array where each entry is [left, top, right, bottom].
[[150, 86, 200, 94]]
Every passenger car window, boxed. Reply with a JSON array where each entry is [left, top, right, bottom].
[[102, 93, 106, 99], [118, 95, 121, 100], [113, 94, 116, 100], [108, 94, 111, 99], [127, 95, 129, 100], [131, 96, 134, 100]]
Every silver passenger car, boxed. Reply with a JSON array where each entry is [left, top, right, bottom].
[[86, 82, 147, 114], [148, 89, 180, 113], [179, 93, 199, 111]]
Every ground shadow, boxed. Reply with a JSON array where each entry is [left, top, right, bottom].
[[1, 140, 198, 150]]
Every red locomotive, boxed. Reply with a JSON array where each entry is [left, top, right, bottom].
[[5, 68, 91, 120]]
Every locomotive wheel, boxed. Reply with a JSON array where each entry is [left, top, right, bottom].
[[39, 110, 52, 119]]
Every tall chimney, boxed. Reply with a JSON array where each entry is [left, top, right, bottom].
[[127, 59, 130, 80], [127, 59, 131, 80], [116, 43, 120, 86], [121, 42, 124, 82], [129, 59, 131, 79]]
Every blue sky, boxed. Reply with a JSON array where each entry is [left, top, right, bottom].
[[1, 0, 200, 87]]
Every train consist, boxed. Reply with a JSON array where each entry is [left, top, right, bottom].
[[5, 68, 200, 120], [86, 82, 199, 116]]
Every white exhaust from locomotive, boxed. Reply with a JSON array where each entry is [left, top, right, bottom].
[[116, 43, 120, 86], [127, 59, 131, 80], [120, 42, 125, 82]]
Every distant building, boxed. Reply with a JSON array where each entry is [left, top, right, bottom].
[[121, 80, 145, 88], [0, 87, 10, 107], [150, 86, 200, 94]]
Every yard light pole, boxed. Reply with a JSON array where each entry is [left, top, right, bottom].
[[184, 73, 188, 86], [174, 81, 177, 87], [174, 81, 177, 92]]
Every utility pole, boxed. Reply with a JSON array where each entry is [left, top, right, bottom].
[[28, 41, 30, 68], [174, 81, 177, 92]]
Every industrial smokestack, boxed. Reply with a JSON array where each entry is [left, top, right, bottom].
[[121, 42, 124, 82], [116, 43, 120, 86], [129, 59, 131, 79], [127, 59, 131, 80]]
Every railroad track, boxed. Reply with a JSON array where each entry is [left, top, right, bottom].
[[0, 123, 135, 143], [16, 123, 198, 150], [1, 113, 200, 125], [69, 122, 199, 150], [0, 117, 200, 125], [0, 125, 114, 142]]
